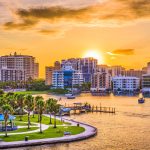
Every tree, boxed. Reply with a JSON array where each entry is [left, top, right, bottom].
[[46, 98, 57, 124], [16, 94, 25, 121], [0, 89, 4, 95], [5, 93, 17, 110], [25, 95, 34, 129], [2, 104, 13, 137], [53, 104, 61, 128], [35, 96, 44, 121], [37, 99, 45, 133]]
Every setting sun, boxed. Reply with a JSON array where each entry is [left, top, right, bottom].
[[83, 50, 104, 64]]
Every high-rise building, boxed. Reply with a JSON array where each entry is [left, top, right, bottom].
[[122, 69, 145, 79], [111, 66, 125, 77], [78, 57, 98, 82], [61, 58, 79, 70], [34, 63, 39, 79], [60, 57, 98, 83], [147, 62, 150, 74], [54, 61, 61, 70], [142, 74, 150, 97], [45, 66, 55, 85], [52, 65, 84, 89], [0, 52, 36, 82], [91, 65, 111, 92]]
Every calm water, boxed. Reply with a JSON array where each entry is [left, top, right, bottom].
[[11, 94, 150, 150]]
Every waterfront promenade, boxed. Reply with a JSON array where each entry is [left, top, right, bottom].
[[0, 115, 97, 149]]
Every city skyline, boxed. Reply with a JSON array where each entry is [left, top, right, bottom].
[[0, 0, 150, 77]]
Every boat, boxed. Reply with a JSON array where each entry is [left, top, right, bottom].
[[66, 94, 76, 99], [138, 97, 145, 104]]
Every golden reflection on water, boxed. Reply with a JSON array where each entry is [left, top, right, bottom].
[[10, 94, 150, 150]]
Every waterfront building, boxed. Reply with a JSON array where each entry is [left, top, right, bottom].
[[142, 74, 150, 97], [112, 76, 140, 94], [91, 65, 111, 93], [45, 66, 55, 85], [52, 65, 83, 89], [0, 52, 37, 82], [78, 57, 98, 82], [60, 57, 98, 83]]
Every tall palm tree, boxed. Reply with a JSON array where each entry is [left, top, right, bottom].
[[25, 95, 34, 129], [46, 98, 57, 124], [5, 92, 17, 110], [35, 96, 44, 121], [16, 94, 25, 121], [37, 99, 45, 133], [2, 104, 13, 137], [53, 104, 61, 128]]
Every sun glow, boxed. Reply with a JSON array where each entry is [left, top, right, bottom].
[[83, 50, 104, 64]]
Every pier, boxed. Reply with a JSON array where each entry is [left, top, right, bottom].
[[62, 103, 116, 115]]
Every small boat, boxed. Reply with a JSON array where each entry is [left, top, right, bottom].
[[67, 94, 76, 99], [138, 97, 145, 104]]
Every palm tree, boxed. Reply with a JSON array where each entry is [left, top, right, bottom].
[[46, 98, 57, 124], [37, 99, 45, 133], [35, 96, 44, 121], [2, 104, 13, 137], [16, 94, 25, 121], [53, 104, 61, 128], [5, 92, 17, 110], [25, 95, 34, 129]]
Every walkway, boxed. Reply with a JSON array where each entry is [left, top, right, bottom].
[[0, 115, 97, 149]]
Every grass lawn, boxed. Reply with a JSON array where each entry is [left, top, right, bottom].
[[14, 121, 37, 126], [1, 126, 85, 142], [0, 127, 39, 134], [14, 90, 50, 95], [15, 115, 65, 125]]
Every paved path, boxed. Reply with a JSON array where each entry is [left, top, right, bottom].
[[0, 122, 49, 136], [0, 115, 97, 149]]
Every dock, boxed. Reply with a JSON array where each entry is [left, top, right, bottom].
[[62, 103, 116, 115]]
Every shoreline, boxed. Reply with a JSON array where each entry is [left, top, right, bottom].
[[0, 117, 97, 149]]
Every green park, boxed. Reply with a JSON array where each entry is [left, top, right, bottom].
[[0, 92, 85, 142]]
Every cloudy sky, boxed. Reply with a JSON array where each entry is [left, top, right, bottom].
[[0, 0, 150, 77]]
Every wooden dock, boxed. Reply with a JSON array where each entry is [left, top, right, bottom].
[[63, 103, 116, 114]]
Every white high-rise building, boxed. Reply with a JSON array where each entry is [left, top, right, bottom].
[[52, 65, 84, 89]]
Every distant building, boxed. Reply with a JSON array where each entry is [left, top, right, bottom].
[[147, 62, 150, 74], [112, 76, 140, 93], [60, 57, 98, 83], [52, 65, 83, 89], [61, 58, 79, 70], [54, 61, 61, 70], [0, 52, 37, 82], [91, 65, 111, 93], [122, 69, 145, 79], [34, 63, 39, 79], [45, 66, 55, 85], [111, 66, 125, 77], [78, 57, 98, 82], [142, 74, 150, 97]]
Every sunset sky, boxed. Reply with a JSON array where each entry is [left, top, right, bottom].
[[0, 0, 150, 78]]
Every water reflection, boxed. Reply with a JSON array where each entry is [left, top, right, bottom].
[[9, 94, 150, 150]]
